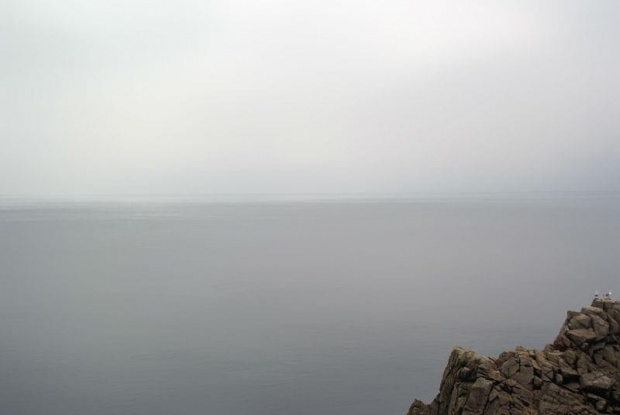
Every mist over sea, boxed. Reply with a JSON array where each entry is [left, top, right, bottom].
[[1, 196, 618, 415]]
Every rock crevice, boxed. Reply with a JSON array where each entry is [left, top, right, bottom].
[[408, 298, 620, 415]]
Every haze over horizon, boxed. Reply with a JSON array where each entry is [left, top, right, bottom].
[[2, 0, 619, 198]]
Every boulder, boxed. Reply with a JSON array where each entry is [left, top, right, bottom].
[[566, 328, 597, 345], [580, 371, 614, 393]]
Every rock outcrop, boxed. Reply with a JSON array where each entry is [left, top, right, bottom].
[[408, 298, 620, 415]]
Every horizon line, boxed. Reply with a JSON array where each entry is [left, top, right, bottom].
[[2, 190, 620, 205]]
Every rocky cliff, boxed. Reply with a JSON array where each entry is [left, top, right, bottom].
[[408, 298, 620, 415]]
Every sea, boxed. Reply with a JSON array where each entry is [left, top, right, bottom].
[[1, 196, 618, 415]]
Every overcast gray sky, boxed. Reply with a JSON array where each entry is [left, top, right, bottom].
[[1, 0, 619, 198]]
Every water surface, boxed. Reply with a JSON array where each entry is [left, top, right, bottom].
[[1, 198, 618, 415]]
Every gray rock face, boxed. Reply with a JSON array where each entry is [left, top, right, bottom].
[[407, 299, 620, 415]]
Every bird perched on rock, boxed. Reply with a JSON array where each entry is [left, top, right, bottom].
[[594, 290, 600, 299], [605, 291, 612, 300]]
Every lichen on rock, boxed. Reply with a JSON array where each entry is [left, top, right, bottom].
[[407, 298, 620, 415]]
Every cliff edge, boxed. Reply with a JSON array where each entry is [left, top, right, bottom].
[[408, 298, 620, 415]]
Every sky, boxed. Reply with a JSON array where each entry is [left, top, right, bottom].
[[1, 0, 619, 198]]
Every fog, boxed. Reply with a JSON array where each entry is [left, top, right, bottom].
[[1, 1, 619, 198]]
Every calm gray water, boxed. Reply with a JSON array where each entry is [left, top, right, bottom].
[[1, 198, 618, 415]]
